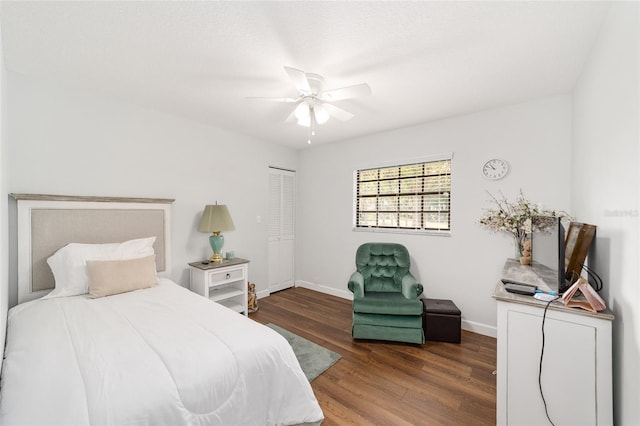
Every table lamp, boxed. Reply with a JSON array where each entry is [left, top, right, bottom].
[[198, 203, 235, 262]]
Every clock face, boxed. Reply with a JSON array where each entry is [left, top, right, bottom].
[[482, 159, 509, 180]]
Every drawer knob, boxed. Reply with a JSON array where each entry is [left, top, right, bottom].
[[226, 273, 231, 279]]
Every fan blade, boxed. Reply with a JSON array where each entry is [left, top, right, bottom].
[[245, 96, 299, 103], [284, 66, 311, 94], [322, 103, 354, 122], [321, 83, 371, 102]]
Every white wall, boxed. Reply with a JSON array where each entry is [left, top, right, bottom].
[[5, 72, 297, 306], [0, 16, 7, 372], [297, 95, 572, 336], [571, 3, 639, 425]]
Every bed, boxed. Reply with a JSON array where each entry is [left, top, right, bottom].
[[0, 194, 323, 426]]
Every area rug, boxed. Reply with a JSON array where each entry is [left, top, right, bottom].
[[266, 323, 341, 381]]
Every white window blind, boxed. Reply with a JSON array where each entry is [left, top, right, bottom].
[[354, 157, 451, 233]]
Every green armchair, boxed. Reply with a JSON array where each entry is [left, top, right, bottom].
[[347, 243, 425, 344]]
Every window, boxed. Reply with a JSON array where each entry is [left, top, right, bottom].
[[353, 156, 451, 234]]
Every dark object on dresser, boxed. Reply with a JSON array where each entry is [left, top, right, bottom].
[[564, 222, 596, 283], [422, 298, 461, 343]]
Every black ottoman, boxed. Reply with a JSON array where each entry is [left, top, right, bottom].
[[422, 298, 461, 343]]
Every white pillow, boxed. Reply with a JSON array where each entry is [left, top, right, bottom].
[[45, 237, 156, 298]]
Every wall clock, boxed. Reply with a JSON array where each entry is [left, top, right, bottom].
[[482, 158, 510, 180]]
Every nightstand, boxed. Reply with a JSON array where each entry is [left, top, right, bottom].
[[188, 258, 250, 316]]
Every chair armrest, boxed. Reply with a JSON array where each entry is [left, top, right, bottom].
[[348, 271, 364, 298], [401, 273, 424, 299]]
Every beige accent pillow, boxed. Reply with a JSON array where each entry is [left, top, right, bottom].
[[87, 255, 158, 298]]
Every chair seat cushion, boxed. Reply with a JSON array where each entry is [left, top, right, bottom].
[[353, 292, 423, 315]]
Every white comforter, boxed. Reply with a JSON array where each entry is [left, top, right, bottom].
[[0, 279, 323, 425]]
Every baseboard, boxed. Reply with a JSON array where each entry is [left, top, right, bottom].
[[255, 285, 346, 300], [256, 289, 270, 299], [295, 280, 353, 301], [462, 319, 496, 338]]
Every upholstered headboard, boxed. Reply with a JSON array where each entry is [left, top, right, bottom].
[[11, 194, 174, 304]]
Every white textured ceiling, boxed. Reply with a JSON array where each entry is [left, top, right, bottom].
[[1, 1, 609, 148]]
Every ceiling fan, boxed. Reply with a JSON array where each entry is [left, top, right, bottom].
[[247, 66, 371, 143]]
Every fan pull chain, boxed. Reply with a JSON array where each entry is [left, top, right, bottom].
[[308, 105, 316, 144]]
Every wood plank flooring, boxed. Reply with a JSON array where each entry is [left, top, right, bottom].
[[250, 287, 497, 425]]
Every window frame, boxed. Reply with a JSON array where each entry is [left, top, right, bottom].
[[352, 153, 452, 236]]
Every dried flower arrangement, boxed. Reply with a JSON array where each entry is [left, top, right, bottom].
[[478, 191, 571, 257]]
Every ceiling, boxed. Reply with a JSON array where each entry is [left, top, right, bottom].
[[1, 1, 609, 149]]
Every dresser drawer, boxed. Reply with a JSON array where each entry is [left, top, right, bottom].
[[209, 268, 244, 285]]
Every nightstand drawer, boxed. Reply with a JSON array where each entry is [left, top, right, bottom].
[[209, 268, 244, 284]]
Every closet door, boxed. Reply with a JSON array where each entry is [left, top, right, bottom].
[[268, 168, 295, 292]]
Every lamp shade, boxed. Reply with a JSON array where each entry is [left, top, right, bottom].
[[198, 204, 235, 233]]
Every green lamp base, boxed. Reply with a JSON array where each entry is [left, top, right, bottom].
[[209, 232, 225, 262]]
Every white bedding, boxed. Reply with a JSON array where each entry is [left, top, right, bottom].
[[0, 279, 323, 425]]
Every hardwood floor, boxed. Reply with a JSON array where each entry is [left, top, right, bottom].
[[250, 287, 497, 425]]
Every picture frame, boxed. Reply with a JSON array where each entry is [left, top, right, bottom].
[[564, 222, 596, 282]]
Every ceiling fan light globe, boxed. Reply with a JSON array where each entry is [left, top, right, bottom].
[[314, 105, 330, 124], [296, 115, 311, 127], [294, 103, 310, 121]]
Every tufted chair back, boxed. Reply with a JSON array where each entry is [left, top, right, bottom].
[[355, 243, 411, 292]]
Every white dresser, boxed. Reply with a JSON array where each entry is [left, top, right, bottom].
[[493, 259, 614, 426], [189, 258, 249, 316]]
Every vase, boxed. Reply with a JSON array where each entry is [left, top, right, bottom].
[[516, 236, 532, 265], [514, 239, 523, 258]]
